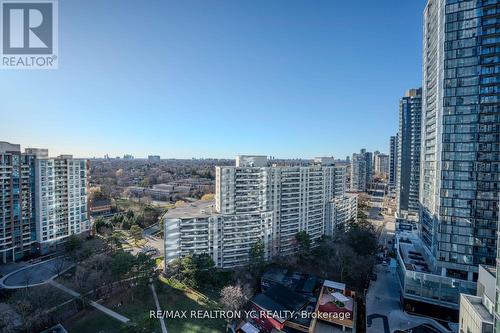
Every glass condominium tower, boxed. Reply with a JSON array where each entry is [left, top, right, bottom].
[[397, 88, 422, 217], [421, 0, 500, 282]]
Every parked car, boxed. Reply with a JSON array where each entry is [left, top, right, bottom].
[[139, 247, 160, 256]]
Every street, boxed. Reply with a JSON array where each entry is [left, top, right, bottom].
[[364, 195, 452, 333]]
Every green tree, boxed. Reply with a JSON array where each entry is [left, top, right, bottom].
[[65, 234, 82, 254], [126, 209, 135, 219], [192, 253, 215, 286], [134, 253, 158, 286], [295, 231, 311, 258], [130, 225, 143, 243], [166, 255, 197, 287], [94, 217, 113, 235], [110, 214, 124, 225], [111, 251, 135, 280], [121, 217, 133, 230], [249, 239, 265, 272], [108, 231, 123, 250], [357, 210, 368, 220]]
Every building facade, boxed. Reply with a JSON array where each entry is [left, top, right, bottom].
[[35, 156, 90, 254], [0, 142, 90, 262], [350, 149, 372, 192], [396, 88, 422, 216], [164, 156, 356, 268], [0, 142, 36, 263], [458, 265, 495, 333], [374, 153, 390, 176], [350, 153, 366, 192], [416, 0, 500, 309], [389, 134, 399, 187], [327, 194, 358, 235], [494, 198, 500, 333], [147, 155, 161, 163]]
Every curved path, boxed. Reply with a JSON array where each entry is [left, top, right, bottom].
[[0, 257, 73, 289], [0, 257, 131, 324]]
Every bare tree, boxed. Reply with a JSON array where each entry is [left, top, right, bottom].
[[22, 271, 34, 290], [220, 284, 252, 312], [52, 258, 68, 277], [0, 303, 22, 333]]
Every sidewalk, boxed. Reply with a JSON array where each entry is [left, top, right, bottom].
[[150, 283, 168, 333], [49, 280, 130, 324]]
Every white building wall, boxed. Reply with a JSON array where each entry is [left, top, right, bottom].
[[166, 157, 351, 268], [35, 157, 89, 253]]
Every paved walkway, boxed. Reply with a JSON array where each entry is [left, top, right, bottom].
[[50, 280, 130, 324], [150, 283, 168, 333], [0, 257, 73, 288]]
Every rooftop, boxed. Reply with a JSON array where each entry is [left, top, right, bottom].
[[461, 294, 494, 324], [315, 280, 355, 329], [397, 232, 437, 274], [90, 199, 112, 207], [163, 199, 216, 219], [481, 264, 496, 279], [261, 267, 321, 295], [251, 284, 309, 323]]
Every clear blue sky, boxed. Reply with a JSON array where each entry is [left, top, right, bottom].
[[0, 0, 426, 159]]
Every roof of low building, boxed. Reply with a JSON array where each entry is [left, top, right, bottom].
[[251, 284, 309, 322], [461, 294, 494, 324], [91, 199, 111, 207], [163, 199, 216, 219]]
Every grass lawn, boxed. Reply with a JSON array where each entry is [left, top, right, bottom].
[[8, 283, 74, 312], [157, 277, 226, 333], [65, 307, 125, 333], [65, 286, 161, 333], [155, 257, 165, 271], [114, 198, 144, 213]]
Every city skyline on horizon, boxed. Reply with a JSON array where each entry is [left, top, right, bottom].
[[0, 0, 425, 158], [0, 140, 375, 160]]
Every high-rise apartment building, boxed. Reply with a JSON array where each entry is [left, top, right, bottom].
[[0, 142, 90, 261], [421, 0, 499, 275], [0, 142, 36, 263], [495, 198, 500, 333], [164, 156, 356, 268], [373, 150, 380, 171], [350, 153, 366, 192], [396, 88, 422, 216], [35, 155, 90, 254], [389, 134, 399, 187], [374, 153, 390, 176], [350, 149, 372, 191], [363, 149, 373, 181], [25, 148, 48, 158], [148, 155, 161, 163], [395, 0, 500, 311]]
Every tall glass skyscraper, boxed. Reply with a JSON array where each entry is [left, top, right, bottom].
[[397, 88, 422, 217], [389, 134, 399, 187], [495, 198, 500, 332], [421, 0, 500, 283]]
